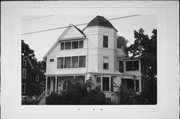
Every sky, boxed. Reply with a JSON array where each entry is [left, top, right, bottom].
[[22, 15, 156, 61]]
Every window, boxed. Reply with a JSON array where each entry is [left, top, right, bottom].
[[50, 59, 54, 62], [72, 41, 78, 49], [103, 35, 108, 48], [119, 61, 124, 72], [22, 68, 26, 79], [79, 56, 86, 67], [61, 42, 64, 50], [36, 74, 39, 81], [22, 83, 26, 94], [65, 42, 71, 49], [65, 57, 71, 68], [72, 56, 78, 68], [126, 61, 139, 71], [23, 60, 26, 67], [103, 77, 109, 91], [57, 56, 86, 69], [103, 57, 109, 70], [57, 57, 64, 68], [136, 80, 139, 92], [79, 41, 83, 48]]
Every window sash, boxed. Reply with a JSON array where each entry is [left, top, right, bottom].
[[57, 57, 64, 68], [72, 41, 78, 49], [79, 56, 85, 67], [103, 36, 108, 48], [65, 57, 71, 68], [72, 56, 78, 68], [65, 42, 71, 49], [79, 41, 83, 48]]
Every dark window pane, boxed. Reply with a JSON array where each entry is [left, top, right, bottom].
[[134, 61, 139, 70], [72, 56, 78, 68], [103, 63, 109, 70], [65, 42, 71, 49], [72, 41, 78, 49], [103, 36, 108, 48], [57, 57, 64, 68], [65, 57, 71, 68], [136, 80, 139, 92], [79, 41, 83, 48], [126, 61, 133, 71], [119, 61, 124, 72], [50, 59, 54, 62], [79, 56, 85, 67], [61, 42, 64, 50], [103, 77, 109, 91]]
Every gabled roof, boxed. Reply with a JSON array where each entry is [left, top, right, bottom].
[[85, 15, 117, 31], [43, 24, 86, 59]]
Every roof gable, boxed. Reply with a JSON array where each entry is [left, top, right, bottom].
[[43, 24, 85, 59], [58, 24, 86, 40]]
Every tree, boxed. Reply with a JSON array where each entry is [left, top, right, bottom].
[[126, 28, 157, 78], [126, 28, 157, 104]]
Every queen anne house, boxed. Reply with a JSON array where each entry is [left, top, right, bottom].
[[43, 16, 145, 102]]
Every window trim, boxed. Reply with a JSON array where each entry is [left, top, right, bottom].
[[49, 59, 54, 63], [125, 60, 139, 71], [60, 40, 84, 50], [103, 56, 109, 70], [22, 68, 27, 79], [23, 60, 27, 67], [103, 35, 108, 48]]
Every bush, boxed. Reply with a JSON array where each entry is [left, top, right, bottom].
[[22, 99, 39, 105], [46, 84, 106, 105]]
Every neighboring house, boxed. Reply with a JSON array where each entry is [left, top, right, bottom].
[[22, 56, 45, 97], [43, 15, 146, 102]]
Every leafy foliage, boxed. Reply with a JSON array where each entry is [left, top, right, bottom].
[[46, 84, 106, 105]]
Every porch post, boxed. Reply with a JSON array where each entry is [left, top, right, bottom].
[[139, 79, 142, 92], [45, 76, 48, 95], [101, 75, 103, 91], [55, 76, 57, 92]]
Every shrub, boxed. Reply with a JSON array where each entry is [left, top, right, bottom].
[[46, 84, 106, 105]]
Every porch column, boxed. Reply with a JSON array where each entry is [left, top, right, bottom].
[[45, 76, 48, 95], [133, 76, 136, 91], [139, 79, 142, 92], [100, 75, 103, 91], [109, 76, 111, 92], [55, 76, 57, 92]]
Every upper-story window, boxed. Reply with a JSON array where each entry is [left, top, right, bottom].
[[119, 61, 124, 72], [23, 60, 27, 67], [103, 56, 109, 70], [60, 40, 83, 50], [103, 35, 108, 48], [126, 61, 139, 71], [22, 68, 27, 79], [36, 74, 39, 81], [57, 56, 86, 69]]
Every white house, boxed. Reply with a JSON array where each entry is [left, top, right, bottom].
[[43, 16, 144, 102]]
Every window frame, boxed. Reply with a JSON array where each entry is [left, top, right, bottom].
[[22, 68, 27, 79], [103, 56, 109, 70], [79, 56, 86, 68], [49, 59, 54, 63], [125, 60, 139, 71], [103, 35, 108, 48], [57, 57, 64, 69]]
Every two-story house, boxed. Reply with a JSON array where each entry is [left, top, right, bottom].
[[43, 15, 144, 101], [22, 56, 45, 98]]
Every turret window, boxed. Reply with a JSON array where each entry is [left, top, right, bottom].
[[103, 35, 108, 48]]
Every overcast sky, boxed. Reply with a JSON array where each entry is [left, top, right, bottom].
[[22, 14, 156, 61]]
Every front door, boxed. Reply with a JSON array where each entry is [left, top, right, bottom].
[[102, 77, 109, 91]]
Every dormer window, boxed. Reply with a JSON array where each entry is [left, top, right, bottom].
[[103, 35, 108, 48]]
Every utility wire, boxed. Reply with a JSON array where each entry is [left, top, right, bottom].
[[22, 14, 141, 35], [22, 15, 54, 22]]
